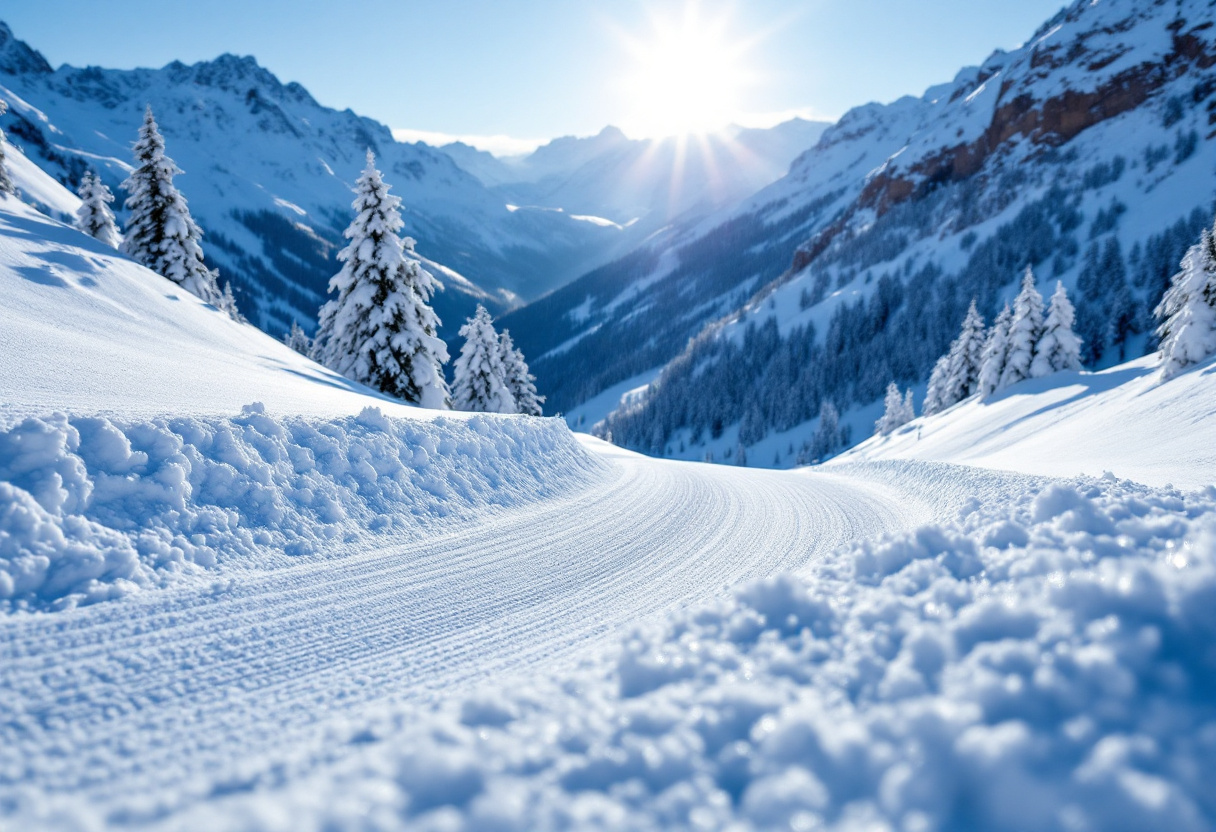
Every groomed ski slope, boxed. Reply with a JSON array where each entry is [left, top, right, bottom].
[[1, 443, 938, 826]]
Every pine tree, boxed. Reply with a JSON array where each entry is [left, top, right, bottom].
[[979, 303, 1013, 397], [1155, 226, 1216, 379], [315, 151, 451, 407], [947, 300, 987, 400], [810, 401, 845, 461], [452, 305, 516, 413], [284, 321, 312, 356], [216, 280, 245, 323], [901, 389, 915, 424], [1031, 281, 1082, 376], [875, 382, 908, 436], [122, 106, 223, 305], [0, 97, 16, 196], [999, 267, 1045, 390], [499, 329, 544, 416], [74, 171, 120, 248], [923, 355, 952, 416]]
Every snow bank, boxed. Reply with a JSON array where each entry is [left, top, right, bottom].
[[0, 405, 604, 612], [173, 472, 1216, 831]]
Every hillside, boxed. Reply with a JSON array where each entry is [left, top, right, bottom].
[[517, 0, 1216, 451]]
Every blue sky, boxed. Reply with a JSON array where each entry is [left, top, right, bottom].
[[4, 0, 1067, 153]]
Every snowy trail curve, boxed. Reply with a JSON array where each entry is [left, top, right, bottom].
[[0, 445, 928, 820]]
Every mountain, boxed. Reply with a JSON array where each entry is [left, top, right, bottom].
[[0, 21, 630, 339], [443, 119, 831, 234], [512, 0, 1216, 461]]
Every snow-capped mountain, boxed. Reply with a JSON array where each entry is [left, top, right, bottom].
[[0, 21, 630, 338], [514, 0, 1216, 460], [442, 119, 831, 234]]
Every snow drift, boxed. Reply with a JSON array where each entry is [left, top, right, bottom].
[[0, 405, 604, 612], [156, 472, 1216, 831]]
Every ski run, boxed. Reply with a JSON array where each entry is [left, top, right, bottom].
[[1, 21, 1216, 832]]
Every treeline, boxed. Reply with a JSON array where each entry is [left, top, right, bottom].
[[600, 180, 1213, 458]]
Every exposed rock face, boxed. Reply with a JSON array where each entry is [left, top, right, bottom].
[[793, 0, 1216, 269]]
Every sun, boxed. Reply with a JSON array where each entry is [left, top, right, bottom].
[[618, 4, 753, 138]]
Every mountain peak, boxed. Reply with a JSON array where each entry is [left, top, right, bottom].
[[0, 20, 53, 76]]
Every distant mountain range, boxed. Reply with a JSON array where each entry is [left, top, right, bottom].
[[0, 21, 825, 345], [439, 119, 829, 234], [504, 0, 1216, 467]]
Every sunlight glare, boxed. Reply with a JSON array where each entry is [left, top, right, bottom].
[[619, 4, 752, 138]]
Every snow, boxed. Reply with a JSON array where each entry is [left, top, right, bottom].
[[19, 465, 1211, 831], [4, 140, 79, 220], [0, 406, 602, 611], [846, 354, 1216, 490], [563, 368, 663, 433]]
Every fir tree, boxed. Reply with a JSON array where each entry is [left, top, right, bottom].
[[979, 303, 1013, 397], [1031, 282, 1082, 376], [74, 171, 120, 248], [923, 355, 952, 416], [0, 97, 15, 196], [452, 305, 515, 413], [947, 300, 987, 400], [217, 280, 245, 323], [1155, 226, 1216, 379], [283, 321, 312, 356], [809, 401, 846, 461], [499, 329, 544, 416], [121, 106, 222, 305], [901, 389, 916, 424], [999, 267, 1045, 390], [315, 151, 451, 407], [875, 382, 909, 436]]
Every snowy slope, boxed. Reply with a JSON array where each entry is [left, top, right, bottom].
[[842, 354, 1216, 490]]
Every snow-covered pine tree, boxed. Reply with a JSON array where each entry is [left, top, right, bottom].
[[809, 400, 845, 461], [452, 305, 515, 413], [922, 355, 952, 416], [283, 321, 312, 356], [216, 280, 245, 323], [1031, 281, 1083, 376], [74, 171, 120, 247], [121, 106, 222, 305], [875, 382, 908, 436], [498, 329, 544, 416], [0, 97, 16, 196], [979, 303, 1013, 397], [946, 300, 987, 400], [901, 389, 915, 424], [315, 151, 451, 407], [923, 300, 986, 416], [999, 267, 1045, 390], [1155, 226, 1216, 379]]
